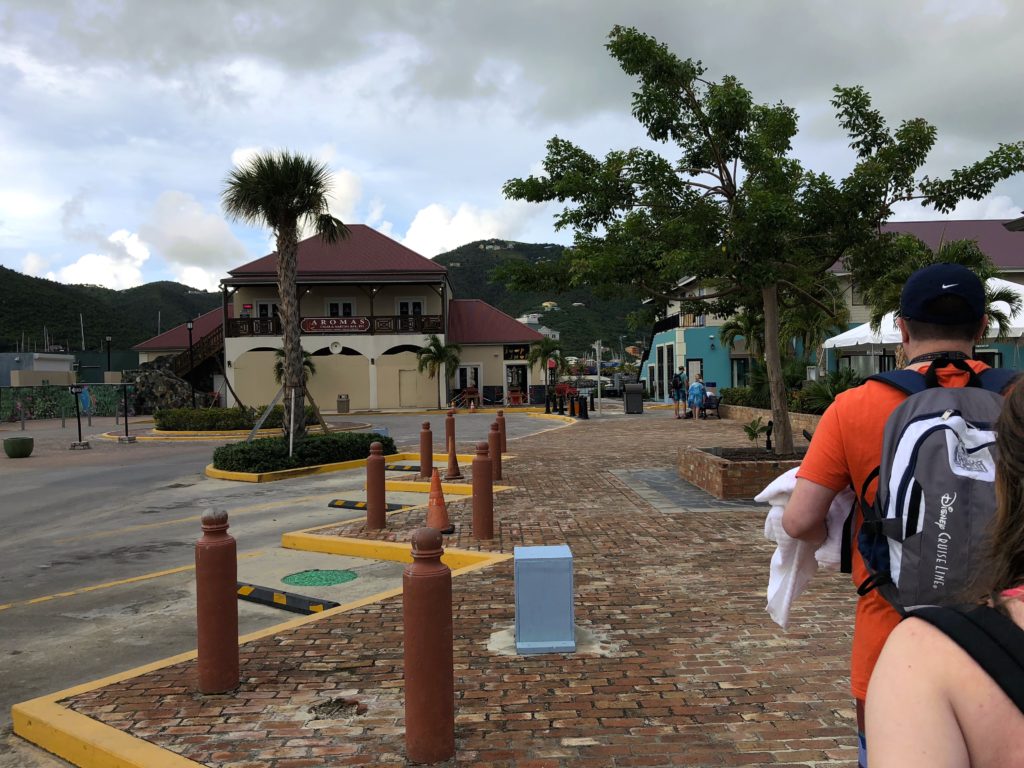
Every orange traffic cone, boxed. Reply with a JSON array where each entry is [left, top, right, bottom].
[[426, 468, 455, 534], [469, 400, 476, 413]]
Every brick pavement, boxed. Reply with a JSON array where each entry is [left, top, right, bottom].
[[61, 414, 859, 767]]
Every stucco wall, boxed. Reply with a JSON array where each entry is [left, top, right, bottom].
[[230, 350, 373, 411], [376, 351, 438, 408], [232, 285, 444, 317]]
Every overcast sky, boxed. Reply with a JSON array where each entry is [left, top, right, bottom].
[[2, 0, 1022, 291]]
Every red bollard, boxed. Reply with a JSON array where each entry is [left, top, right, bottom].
[[366, 441, 386, 530], [488, 422, 502, 482], [403, 528, 455, 764], [445, 409, 456, 454], [195, 508, 239, 694], [444, 435, 463, 480], [496, 409, 507, 454], [419, 421, 433, 480], [472, 442, 494, 540]]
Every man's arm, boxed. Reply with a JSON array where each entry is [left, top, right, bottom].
[[782, 478, 837, 546]]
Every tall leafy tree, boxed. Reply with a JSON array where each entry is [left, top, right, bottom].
[[527, 336, 563, 396], [416, 334, 462, 410], [502, 26, 1024, 453], [222, 151, 348, 440]]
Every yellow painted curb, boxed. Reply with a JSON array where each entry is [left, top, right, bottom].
[[204, 451, 407, 483], [203, 451, 486, 483], [383, 479, 475, 495], [527, 413, 576, 423], [281, 530, 511, 571]]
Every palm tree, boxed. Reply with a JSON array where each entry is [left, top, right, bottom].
[[864, 237, 1022, 340], [272, 348, 316, 384], [222, 151, 348, 440], [416, 334, 462, 409], [719, 310, 764, 359], [527, 337, 563, 397], [780, 277, 849, 369]]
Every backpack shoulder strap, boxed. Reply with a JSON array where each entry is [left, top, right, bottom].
[[909, 605, 1024, 714], [978, 368, 1019, 395], [866, 369, 928, 396]]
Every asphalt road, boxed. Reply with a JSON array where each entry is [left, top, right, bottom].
[[0, 409, 571, 764]]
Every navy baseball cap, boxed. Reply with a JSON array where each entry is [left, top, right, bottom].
[[900, 263, 986, 325]]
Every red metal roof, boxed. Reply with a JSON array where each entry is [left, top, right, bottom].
[[882, 220, 1024, 269], [133, 306, 229, 351], [226, 225, 446, 281], [447, 300, 544, 344]]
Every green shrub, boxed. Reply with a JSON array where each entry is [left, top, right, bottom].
[[212, 432, 398, 473], [155, 405, 317, 431], [720, 387, 752, 406], [797, 369, 863, 414]]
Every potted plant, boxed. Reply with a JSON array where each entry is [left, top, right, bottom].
[[3, 436, 34, 458]]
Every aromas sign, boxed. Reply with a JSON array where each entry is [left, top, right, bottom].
[[301, 317, 371, 333]]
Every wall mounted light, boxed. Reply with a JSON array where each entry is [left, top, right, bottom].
[[709, 333, 717, 351]]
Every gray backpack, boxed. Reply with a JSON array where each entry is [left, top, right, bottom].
[[852, 358, 1017, 615]]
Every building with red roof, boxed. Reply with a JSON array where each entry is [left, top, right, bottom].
[[134, 226, 545, 410]]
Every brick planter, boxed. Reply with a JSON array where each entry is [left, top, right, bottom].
[[677, 445, 804, 500]]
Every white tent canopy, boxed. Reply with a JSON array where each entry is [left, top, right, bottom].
[[823, 277, 1024, 351]]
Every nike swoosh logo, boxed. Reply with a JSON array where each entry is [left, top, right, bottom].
[[942, 283, 959, 289]]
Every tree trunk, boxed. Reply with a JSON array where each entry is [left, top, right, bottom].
[[762, 283, 794, 455], [276, 225, 306, 441]]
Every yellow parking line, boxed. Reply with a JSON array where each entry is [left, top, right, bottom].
[[0, 552, 263, 613]]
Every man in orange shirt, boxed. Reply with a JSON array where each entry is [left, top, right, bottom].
[[783, 263, 992, 768]]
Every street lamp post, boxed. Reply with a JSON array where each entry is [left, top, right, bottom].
[[105, 335, 112, 373], [186, 320, 196, 409]]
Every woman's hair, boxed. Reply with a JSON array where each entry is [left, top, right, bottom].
[[981, 382, 1024, 611]]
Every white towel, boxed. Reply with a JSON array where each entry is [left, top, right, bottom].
[[758, 468, 855, 628]]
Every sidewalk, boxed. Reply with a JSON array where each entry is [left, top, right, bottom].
[[19, 413, 858, 767]]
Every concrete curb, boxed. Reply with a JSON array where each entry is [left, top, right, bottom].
[[204, 451, 480, 483]]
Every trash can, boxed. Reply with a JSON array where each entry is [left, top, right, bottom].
[[624, 383, 644, 414], [336, 394, 350, 414]]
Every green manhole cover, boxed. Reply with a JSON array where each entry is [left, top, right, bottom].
[[282, 569, 358, 587]]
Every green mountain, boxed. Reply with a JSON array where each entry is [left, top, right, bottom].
[[0, 266, 220, 353], [0, 238, 646, 357], [434, 239, 646, 356]]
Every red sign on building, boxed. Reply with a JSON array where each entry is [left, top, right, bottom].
[[301, 316, 371, 333]]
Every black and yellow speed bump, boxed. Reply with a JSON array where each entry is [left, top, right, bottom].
[[384, 463, 420, 472], [328, 499, 412, 511], [236, 582, 341, 614]]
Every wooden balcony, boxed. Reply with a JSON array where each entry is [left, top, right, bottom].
[[225, 315, 444, 338], [651, 312, 706, 334]]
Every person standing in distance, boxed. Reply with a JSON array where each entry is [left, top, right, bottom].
[[671, 366, 687, 419]]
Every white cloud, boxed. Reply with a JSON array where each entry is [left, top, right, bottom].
[[230, 146, 263, 168], [890, 194, 1023, 221], [140, 191, 247, 267], [174, 265, 222, 292], [51, 229, 150, 289], [21, 252, 50, 277], [399, 200, 537, 256]]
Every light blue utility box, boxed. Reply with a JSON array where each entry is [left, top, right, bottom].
[[514, 544, 575, 654]]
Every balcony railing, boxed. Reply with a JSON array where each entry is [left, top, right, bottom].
[[226, 315, 444, 338], [651, 312, 706, 334]]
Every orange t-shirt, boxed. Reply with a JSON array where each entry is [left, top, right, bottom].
[[796, 359, 991, 699]]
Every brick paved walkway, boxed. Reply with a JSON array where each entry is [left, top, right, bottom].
[[62, 415, 858, 767]]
